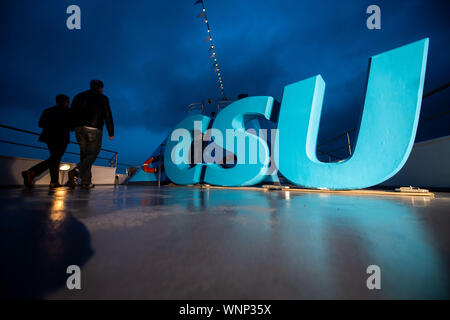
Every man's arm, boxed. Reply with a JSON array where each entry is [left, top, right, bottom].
[[38, 109, 49, 128], [104, 97, 114, 138], [69, 94, 81, 131]]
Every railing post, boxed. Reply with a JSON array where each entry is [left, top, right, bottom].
[[346, 132, 352, 156], [157, 148, 162, 188], [114, 153, 118, 185]]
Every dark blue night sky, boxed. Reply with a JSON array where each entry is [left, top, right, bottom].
[[0, 0, 449, 167]]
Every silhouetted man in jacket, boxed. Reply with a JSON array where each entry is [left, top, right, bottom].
[[22, 94, 71, 188], [68, 80, 114, 189]]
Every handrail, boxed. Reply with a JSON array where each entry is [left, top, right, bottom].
[[0, 124, 41, 137], [317, 108, 450, 161], [0, 139, 116, 162], [0, 124, 117, 154], [318, 128, 356, 147], [188, 98, 236, 115], [423, 82, 450, 98], [419, 109, 450, 123], [0, 123, 147, 170], [317, 107, 450, 152], [317, 83, 450, 156], [0, 123, 119, 168], [117, 162, 139, 167], [188, 102, 205, 113]]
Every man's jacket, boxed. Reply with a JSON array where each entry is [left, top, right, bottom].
[[38, 105, 71, 145], [70, 89, 114, 136]]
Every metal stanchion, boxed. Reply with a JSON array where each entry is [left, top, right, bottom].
[[158, 150, 162, 188]]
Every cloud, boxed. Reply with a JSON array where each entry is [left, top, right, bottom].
[[0, 0, 448, 164]]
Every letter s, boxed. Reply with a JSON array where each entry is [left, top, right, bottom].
[[204, 97, 273, 186]]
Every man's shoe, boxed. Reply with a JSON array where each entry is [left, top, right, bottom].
[[22, 170, 35, 187], [49, 182, 63, 188], [81, 184, 95, 190], [66, 168, 78, 188]]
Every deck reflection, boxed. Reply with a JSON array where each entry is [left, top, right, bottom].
[[0, 186, 448, 299], [0, 188, 93, 299]]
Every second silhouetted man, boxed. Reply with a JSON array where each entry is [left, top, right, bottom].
[[68, 80, 114, 189]]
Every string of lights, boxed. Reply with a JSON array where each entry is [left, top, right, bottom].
[[194, 0, 225, 96]]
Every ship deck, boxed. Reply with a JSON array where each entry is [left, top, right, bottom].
[[1, 185, 449, 299]]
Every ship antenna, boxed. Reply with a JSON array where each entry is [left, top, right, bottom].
[[194, 0, 225, 97]]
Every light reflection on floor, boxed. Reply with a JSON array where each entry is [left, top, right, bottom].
[[0, 185, 448, 299]]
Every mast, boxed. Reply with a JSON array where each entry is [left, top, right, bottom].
[[194, 0, 225, 97]]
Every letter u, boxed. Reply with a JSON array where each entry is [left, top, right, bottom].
[[275, 39, 429, 190]]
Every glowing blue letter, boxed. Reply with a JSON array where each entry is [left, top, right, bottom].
[[275, 39, 429, 189], [164, 114, 211, 185], [204, 96, 273, 186]]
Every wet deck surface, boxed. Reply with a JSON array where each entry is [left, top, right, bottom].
[[0, 185, 449, 299]]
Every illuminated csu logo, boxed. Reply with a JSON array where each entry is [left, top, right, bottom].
[[161, 39, 429, 190]]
